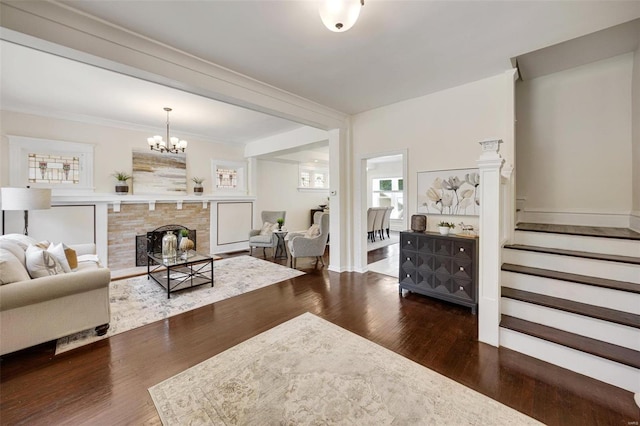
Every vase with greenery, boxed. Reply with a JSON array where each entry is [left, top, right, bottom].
[[192, 177, 204, 195], [178, 229, 194, 255], [112, 171, 131, 195], [276, 218, 284, 230], [437, 221, 455, 235]]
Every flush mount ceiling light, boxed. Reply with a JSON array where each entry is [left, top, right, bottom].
[[147, 107, 187, 154], [319, 0, 364, 33]]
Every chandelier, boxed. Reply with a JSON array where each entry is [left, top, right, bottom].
[[319, 0, 364, 33], [147, 107, 188, 154]]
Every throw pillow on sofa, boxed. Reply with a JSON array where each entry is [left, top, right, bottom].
[[64, 245, 78, 270], [0, 239, 27, 267], [0, 234, 37, 251], [0, 248, 31, 285], [47, 242, 72, 272], [25, 244, 65, 278]]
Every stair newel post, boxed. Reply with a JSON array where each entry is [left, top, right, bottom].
[[477, 139, 505, 346]]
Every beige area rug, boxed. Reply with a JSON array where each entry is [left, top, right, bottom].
[[148, 313, 542, 425], [55, 256, 304, 354], [367, 230, 399, 252]]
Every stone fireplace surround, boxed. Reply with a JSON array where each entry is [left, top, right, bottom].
[[45, 195, 256, 270], [109, 204, 207, 270]]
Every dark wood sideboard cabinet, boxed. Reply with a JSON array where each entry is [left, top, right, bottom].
[[399, 231, 479, 314]]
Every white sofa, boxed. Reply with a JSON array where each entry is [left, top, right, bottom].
[[0, 234, 111, 356]]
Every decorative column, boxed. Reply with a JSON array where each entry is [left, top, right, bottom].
[[477, 139, 505, 347]]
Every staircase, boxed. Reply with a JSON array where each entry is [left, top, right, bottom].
[[499, 223, 640, 393]]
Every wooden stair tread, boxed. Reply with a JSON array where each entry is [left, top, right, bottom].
[[500, 315, 640, 369], [501, 263, 640, 294], [515, 222, 640, 241], [501, 287, 640, 329], [504, 244, 640, 265]]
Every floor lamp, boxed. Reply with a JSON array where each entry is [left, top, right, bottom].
[[0, 187, 52, 236]]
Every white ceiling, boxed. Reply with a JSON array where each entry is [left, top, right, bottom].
[[1, 1, 639, 159], [59, 0, 640, 114], [0, 40, 303, 145]]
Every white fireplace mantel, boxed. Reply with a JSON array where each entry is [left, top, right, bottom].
[[52, 193, 256, 207]]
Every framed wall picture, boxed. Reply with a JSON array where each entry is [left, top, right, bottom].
[[417, 168, 480, 216], [132, 149, 187, 195]]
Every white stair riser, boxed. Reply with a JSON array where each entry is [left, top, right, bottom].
[[503, 249, 640, 284], [501, 298, 640, 351], [514, 231, 640, 257], [500, 328, 640, 393], [501, 271, 640, 314]]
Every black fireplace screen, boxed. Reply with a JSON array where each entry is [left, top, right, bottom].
[[135, 224, 196, 266]]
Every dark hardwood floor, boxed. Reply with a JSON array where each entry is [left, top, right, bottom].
[[1, 248, 638, 425]]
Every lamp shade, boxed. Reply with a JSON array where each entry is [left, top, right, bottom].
[[319, 0, 362, 32], [0, 187, 52, 211]]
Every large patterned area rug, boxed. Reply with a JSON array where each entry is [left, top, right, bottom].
[[55, 256, 304, 354], [148, 313, 541, 425]]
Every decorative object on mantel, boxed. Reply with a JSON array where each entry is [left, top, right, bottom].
[[191, 177, 204, 195], [112, 171, 131, 195], [438, 221, 455, 235], [319, 0, 364, 32], [147, 107, 187, 154], [0, 186, 51, 235], [162, 231, 177, 262], [410, 214, 427, 232], [417, 168, 480, 216]]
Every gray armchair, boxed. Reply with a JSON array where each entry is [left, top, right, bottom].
[[249, 210, 286, 258], [288, 211, 329, 269]]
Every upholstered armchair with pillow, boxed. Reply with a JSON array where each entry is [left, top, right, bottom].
[[248, 210, 286, 258], [0, 234, 111, 356], [288, 211, 329, 269]]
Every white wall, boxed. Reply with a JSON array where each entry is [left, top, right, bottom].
[[353, 72, 514, 235], [516, 53, 633, 218], [0, 110, 245, 193], [255, 159, 328, 232], [632, 48, 640, 227]]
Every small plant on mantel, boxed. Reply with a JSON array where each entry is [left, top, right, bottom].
[[191, 177, 204, 195], [112, 171, 131, 195]]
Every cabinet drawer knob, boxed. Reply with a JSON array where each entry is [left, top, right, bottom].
[[459, 267, 464, 271], [459, 286, 464, 291], [407, 257, 410, 261], [459, 247, 464, 252], [406, 274, 410, 278], [407, 241, 411, 244]]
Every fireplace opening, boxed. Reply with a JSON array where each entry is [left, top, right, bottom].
[[135, 224, 196, 266]]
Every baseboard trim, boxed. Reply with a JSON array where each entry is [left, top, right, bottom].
[[519, 210, 631, 228], [630, 211, 640, 233]]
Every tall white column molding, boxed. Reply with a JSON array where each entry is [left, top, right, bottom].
[[477, 139, 505, 347]]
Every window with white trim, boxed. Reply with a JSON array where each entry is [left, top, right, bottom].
[[372, 177, 404, 219]]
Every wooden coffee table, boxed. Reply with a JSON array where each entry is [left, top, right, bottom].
[[147, 251, 214, 299]]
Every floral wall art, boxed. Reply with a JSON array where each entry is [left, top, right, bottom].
[[417, 168, 480, 216]]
